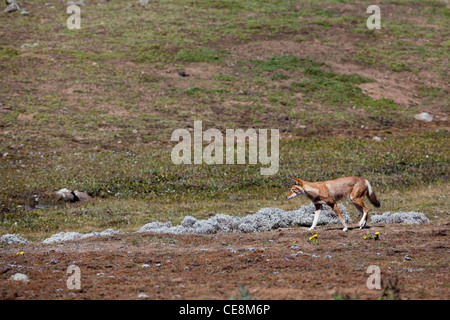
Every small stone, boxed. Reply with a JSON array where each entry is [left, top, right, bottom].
[[67, 0, 86, 6], [372, 136, 382, 142], [3, 3, 19, 13], [10, 273, 29, 282], [414, 112, 433, 122]]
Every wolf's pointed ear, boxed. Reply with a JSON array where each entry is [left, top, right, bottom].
[[290, 177, 303, 185]]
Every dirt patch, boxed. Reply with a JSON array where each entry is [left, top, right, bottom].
[[229, 39, 335, 62], [229, 37, 448, 118], [1, 222, 448, 300], [357, 82, 418, 107], [16, 113, 35, 121], [18, 53, 56, 62], [183, 62, 227, 80]]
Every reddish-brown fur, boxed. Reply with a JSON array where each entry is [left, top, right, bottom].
[[286, 176, 380, 231]]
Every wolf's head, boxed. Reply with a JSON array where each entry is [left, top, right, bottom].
[[286, 177, 305, 199]]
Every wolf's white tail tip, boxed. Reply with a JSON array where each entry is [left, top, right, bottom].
[[365, 179, 373, 194]]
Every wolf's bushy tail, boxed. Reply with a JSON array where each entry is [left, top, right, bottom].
[[365, 179, 381, 208]]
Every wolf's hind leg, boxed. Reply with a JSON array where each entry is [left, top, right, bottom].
[[352, 198, 369, 229], [331, 202, 348, 232]]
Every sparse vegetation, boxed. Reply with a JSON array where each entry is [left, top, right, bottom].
[[379, 277, 401, 300], [0, 0, 448, 302], [231, 284, 256, 300], [0, 0, 448, 243]]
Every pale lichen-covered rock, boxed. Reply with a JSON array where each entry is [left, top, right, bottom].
[[0, 234, 29, 244], [10, 273, 29, 282], [55, 188, 92, 202], [137, 204, 352, 235], [371, 211, 430, 225], [42, 229, 119, 243]]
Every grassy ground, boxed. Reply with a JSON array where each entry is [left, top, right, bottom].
[[0, 0, 448, 240]]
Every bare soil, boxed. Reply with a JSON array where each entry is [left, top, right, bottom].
[[1, 222, 448, 300]]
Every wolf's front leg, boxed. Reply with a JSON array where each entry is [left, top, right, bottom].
[[309, 204, 322, 230]]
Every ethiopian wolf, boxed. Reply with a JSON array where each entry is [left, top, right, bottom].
[[286, 176, 380, 231]]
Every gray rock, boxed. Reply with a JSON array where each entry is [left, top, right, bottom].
[[414, 112, 433, 122], [67, 0, 85, 6], [371, 211, 430, 225], [181, 216, 197, 228], [3, 2, 19, 13], [137, 204, 352, 235], [0, 234, 29, 244], [20, 42, 39, 48], [10, 273, 29, 281], [55, 188, 91, 202], [42, 228, 119, 243], [43, 232, 82, 243], [372, 136, 382, 142], [55, 188, 75, 201], [73, 190, 92, 202]]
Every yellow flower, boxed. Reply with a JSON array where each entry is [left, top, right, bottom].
[[16, 252, 24, 255], [293, 241, 297, 244], [308, 234, 318, 241], [363, 236, 367, 240], [375, 232, 379, 235]]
